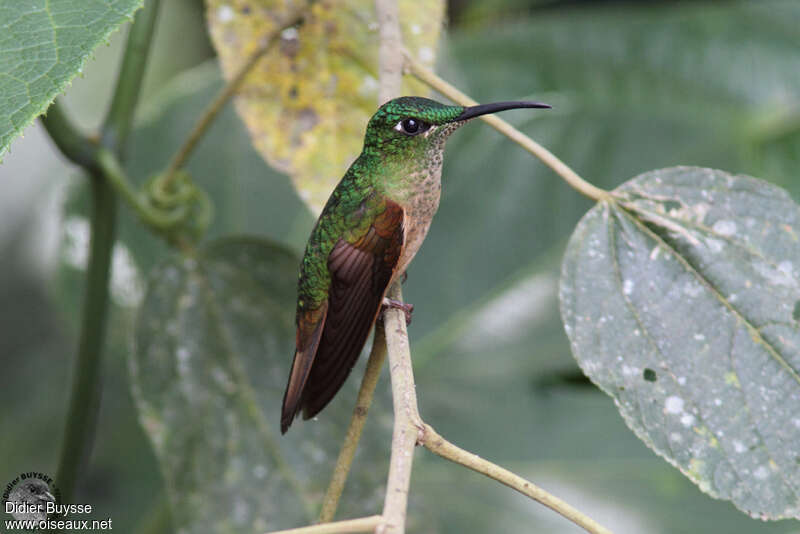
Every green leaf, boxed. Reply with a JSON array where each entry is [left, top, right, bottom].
[[560, 166, 800, 520], [205, 0, 445, 213], [130, 237, 398, 532], [0, 0, 144, 158], [131, 238, 304, 532]]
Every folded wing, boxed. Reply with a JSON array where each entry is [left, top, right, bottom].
[[281, 199, 404, 432]]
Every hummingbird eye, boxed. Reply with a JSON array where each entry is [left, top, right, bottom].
[[395, 118, 431, 136]]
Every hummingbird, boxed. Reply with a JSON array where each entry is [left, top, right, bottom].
[[281, 96, 550, 433]]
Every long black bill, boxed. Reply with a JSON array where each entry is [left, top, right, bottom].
[[453, 101, 551, 122]]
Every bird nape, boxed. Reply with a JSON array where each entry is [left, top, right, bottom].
[[280, 96, 550, 433]]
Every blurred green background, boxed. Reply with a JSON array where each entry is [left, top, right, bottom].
[[2, 0, 800, 532]]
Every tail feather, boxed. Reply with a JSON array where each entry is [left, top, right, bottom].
[[281, 303, 327, 433]]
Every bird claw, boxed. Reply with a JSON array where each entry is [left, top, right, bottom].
[[382, 297, 414, 325]]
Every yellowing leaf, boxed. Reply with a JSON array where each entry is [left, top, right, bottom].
[[206, 0, 445, 214]]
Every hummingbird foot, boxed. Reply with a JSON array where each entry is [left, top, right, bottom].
[[382, 297, 414, 325]]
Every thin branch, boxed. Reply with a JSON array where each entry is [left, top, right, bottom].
[[378, 284, 422, 534], [267, 515, 384, 534], [102, 0, 161, 156], [162, 7, 307, 188], [318, 328, 388, 523], [39, 101, 98, 169], [402, 52, 611, 203], [420, 424, 614, 534]]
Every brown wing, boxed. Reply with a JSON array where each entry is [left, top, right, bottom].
[[280, 199, 404, 433]]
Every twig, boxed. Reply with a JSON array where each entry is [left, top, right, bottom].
[[420, 424, 614, 534], [162, 7, 306, 188], [402, 51, 611, 203], [318, 328, 388, 523], [266, 515, 384, 534], [377, 284, 421, 534]]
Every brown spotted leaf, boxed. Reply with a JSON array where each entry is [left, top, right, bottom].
[[206, 0, 444, 213]]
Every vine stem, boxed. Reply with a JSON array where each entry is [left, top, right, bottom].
[[318, 329, 388, 523], [54, 167, 117, 507], [52, 0, 160, 507], [402, 51, 611, 203], [162, 6, 307, 188]]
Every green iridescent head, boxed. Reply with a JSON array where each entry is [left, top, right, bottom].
[[362, 96, 551, 157]]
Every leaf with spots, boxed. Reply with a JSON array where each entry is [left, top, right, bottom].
[[130, 238, 397, 532], [205, 0, 445, 214], [560, 166, 800, 520], [0, 0, 144, 159]]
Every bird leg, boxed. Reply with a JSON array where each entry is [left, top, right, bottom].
[[382, 297, 414, 325]]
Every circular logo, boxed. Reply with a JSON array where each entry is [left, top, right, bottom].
[[2, 472, 61, 522]]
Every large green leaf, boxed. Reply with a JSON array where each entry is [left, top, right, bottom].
[[560, 167, 800, 520], [0, 0, 144, 158]]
